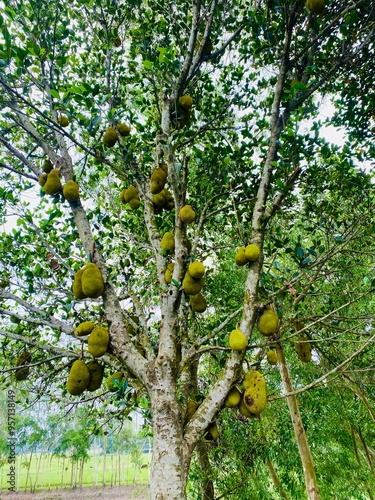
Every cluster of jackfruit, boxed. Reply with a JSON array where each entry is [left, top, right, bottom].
[[306, 0, 325, 14], [40, 169, 62, 196], [151, 165, 167, 194], [235, 243, 261, 266], [73, 263, 104, 299], [102, 123, 131, 148], [183, 260, 205, 297], [153, 188, 174, 212], [172, 94, 193, 129], [75, 321, 110, 357], [229, 328, 247, 351], [66, 358, 105, 395], [14, 350, 32, 381], [161, 232, 175, 254], [63, 180, 80, 202], [120, 186, 140, 210], [257, 305, 279, 336], [179, 205, 196, 224]]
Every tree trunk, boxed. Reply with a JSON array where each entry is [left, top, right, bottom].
[[276, 344, 320, 500], [102, 434, 107, 486], [79, 457, 85, 488], [265, 457, 289, 500], [24, 450, 33, 491], [196, 442, 215, 500]]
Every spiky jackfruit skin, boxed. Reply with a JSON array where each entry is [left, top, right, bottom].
[[123, 186, 138, 202], [224, 386, 241, 408], [153, 191, 166, 207], [75, 321, 95, 337], [179, 205, 196, 224], [245, 244, 261, 262], [58, 115, 69, 127], [43, 170, 62, 195], [178, 95, 193, 110], [42, 159, 53, 173], [72, 269, 87, 299], [87, 327, 109, 357], [15, 351, 32, 381], [257, 308, 279, 336], [188, 261, 205, 279], [103, 127, 118, 147], [164, 263, 175, 284], [129, 198, 140, 209], [306, 0, 325, 14], [66, 360, 90, 395], [87, 360, 104, 391], [163, 189, 174, 211], [235, 246, 248, 266], [182, 271, 204, 295], [295, 337, 312, 362], [150, 168, 167, 195], [190, 293, 207, 312], [117, 123, 130, 136], [81, 263, 104, 298], [229, 328, 248, 350], [161, 232, 175, 253], [63, 180, 80, 202], [239, 397, 253, 418], [243, 371, 267, 415], [107, 371, 124, 391], [266, 350, 278, 365]]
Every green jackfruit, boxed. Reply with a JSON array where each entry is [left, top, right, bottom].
[[153, 191, 166, 207], [257, 307, 279, 336], [38, 174, 48, 186], [178, 95, 193, 110], [179, 205, 196, 224], [238, 397, 253, 418], [42, 159, 53, 173], [103, 127, 118, 147], [245, 243, 261, 262], [43, 169, 62, 195], [87, 360, 104, 391], [235, 246, 248, 266], [88, 326, 109, 357], [188, 261, 205, 279], [117, 123, 131, 136], [164, 263, 175, 284], [122, 186, 139, 203], [15, 351, 32, 381], [66, 360, 90, 395], [163, 189, 174, 211], [161, 232, 175, 253], [75, 321, 95, 337], [184, 400, 199, 425], [81, 263, 104, 298], [229, 328, 247, 350], [63, 180, 80, 202], [306, 0, 325, 14], [150, 168, 167, 195], [207, 422, 219, 440], [190, 293, 207, 313], [107, 371, 124, 391], [224, 386, 241, 408], [58, 115, 69, 127], [266, 350, 278, 365], [243, 371, 267, 415], [182, 271, 204, 295], [72, 269, 87, 299], [129, 198, 140, 209], [295, 337, 312, 362]]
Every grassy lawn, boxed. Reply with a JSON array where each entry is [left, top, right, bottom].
[[0, 452, 151, 492]]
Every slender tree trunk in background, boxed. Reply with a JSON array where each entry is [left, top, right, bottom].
[[265, 457, 289, 500], [24, 450, 33, 491], [111, 452, 114, 486], [102, 434, 107, 486], [48, 455, 53, 490], [277, 344, 321, 500], [196, 442, 215, 500], [93, 438, 97, 487], [79, 458, 85, 488], [60, 456, 65, 489], [16, 453, 22, 492], [32, 451, 43, 492], [117, 448, 121, 485]]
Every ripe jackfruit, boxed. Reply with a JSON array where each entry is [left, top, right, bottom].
[[235, 246, 248, 266], [161, 232, 175, 254], [107, 371, 124, 391], [103, 127, 118, 147], [266, 350, 278, 365], [15, 351, 31, 381], [150, 167, 167, 195], [75, 321, 95, 337], [224, 386, 241, 408], [117, 123, 130, 136], [87, 360, 104, 391], [66, 360, 90, 395], [164, 263, 175, 284], [257, 307, 279, 336], [58, 115, 69, 127], [63, 180, 80, 202], [182, 270, 204, 295], [43, 169, 62, 196], [190, 293, 207, 312], [72, 269, 86, 299], [306, 0, 325, 14], [179, 205, 196, 224], [245, 244, 261, 262], [88, 326, 109, 357], [81, 263, 104, 298], [295, 337, 312, 362], [188, 261, 205, 279], [42, 159, 53, 173], [178, 95, 193, 110], [243, 371, 267, 415], [229, 328, 247, 350]]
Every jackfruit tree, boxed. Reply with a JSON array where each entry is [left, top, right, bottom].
[[0, 0, 375, 499]]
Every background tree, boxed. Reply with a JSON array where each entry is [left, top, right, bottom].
[[0, 0, 374, 499]]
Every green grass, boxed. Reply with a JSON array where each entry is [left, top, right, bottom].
[[0, 452, 151, 492]]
